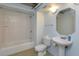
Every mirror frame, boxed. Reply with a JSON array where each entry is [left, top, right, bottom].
[[55, 7, 76, 36]]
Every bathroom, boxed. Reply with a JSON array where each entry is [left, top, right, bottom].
[[0, 3, 79, 56]]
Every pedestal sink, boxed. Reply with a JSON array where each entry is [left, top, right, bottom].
[[52, 37, 72, 56]]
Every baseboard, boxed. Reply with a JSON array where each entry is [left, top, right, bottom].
[[0, 42, 34, 56]]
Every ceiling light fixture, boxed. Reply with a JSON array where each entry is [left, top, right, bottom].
[[49, 5, 59, 13]]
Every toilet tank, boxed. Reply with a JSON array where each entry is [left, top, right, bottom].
[[42, 35, 51, 46]]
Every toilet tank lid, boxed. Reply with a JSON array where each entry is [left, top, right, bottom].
[[43, 35, 51, 40]]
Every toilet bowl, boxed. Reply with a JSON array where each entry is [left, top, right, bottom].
[[35, 44, 47, 56], [35, 35, 51, 56]]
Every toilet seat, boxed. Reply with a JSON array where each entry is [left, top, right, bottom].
[[35, 44, 47, 52]]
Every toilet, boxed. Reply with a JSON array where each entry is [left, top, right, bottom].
[[35, 35, 51, 56]]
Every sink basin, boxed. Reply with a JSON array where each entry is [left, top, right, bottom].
[[52, 37, 72, 46], [52, 37, 72, 56]]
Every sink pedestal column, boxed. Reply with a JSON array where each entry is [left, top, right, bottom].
[[58, 45, 65, 56]]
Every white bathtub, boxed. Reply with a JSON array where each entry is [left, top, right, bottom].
[[0, 41, 34, 56]]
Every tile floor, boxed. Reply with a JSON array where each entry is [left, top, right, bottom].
[[10, 48, 52, 56]]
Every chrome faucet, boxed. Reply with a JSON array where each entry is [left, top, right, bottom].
[[68, 36, 71, 41]]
